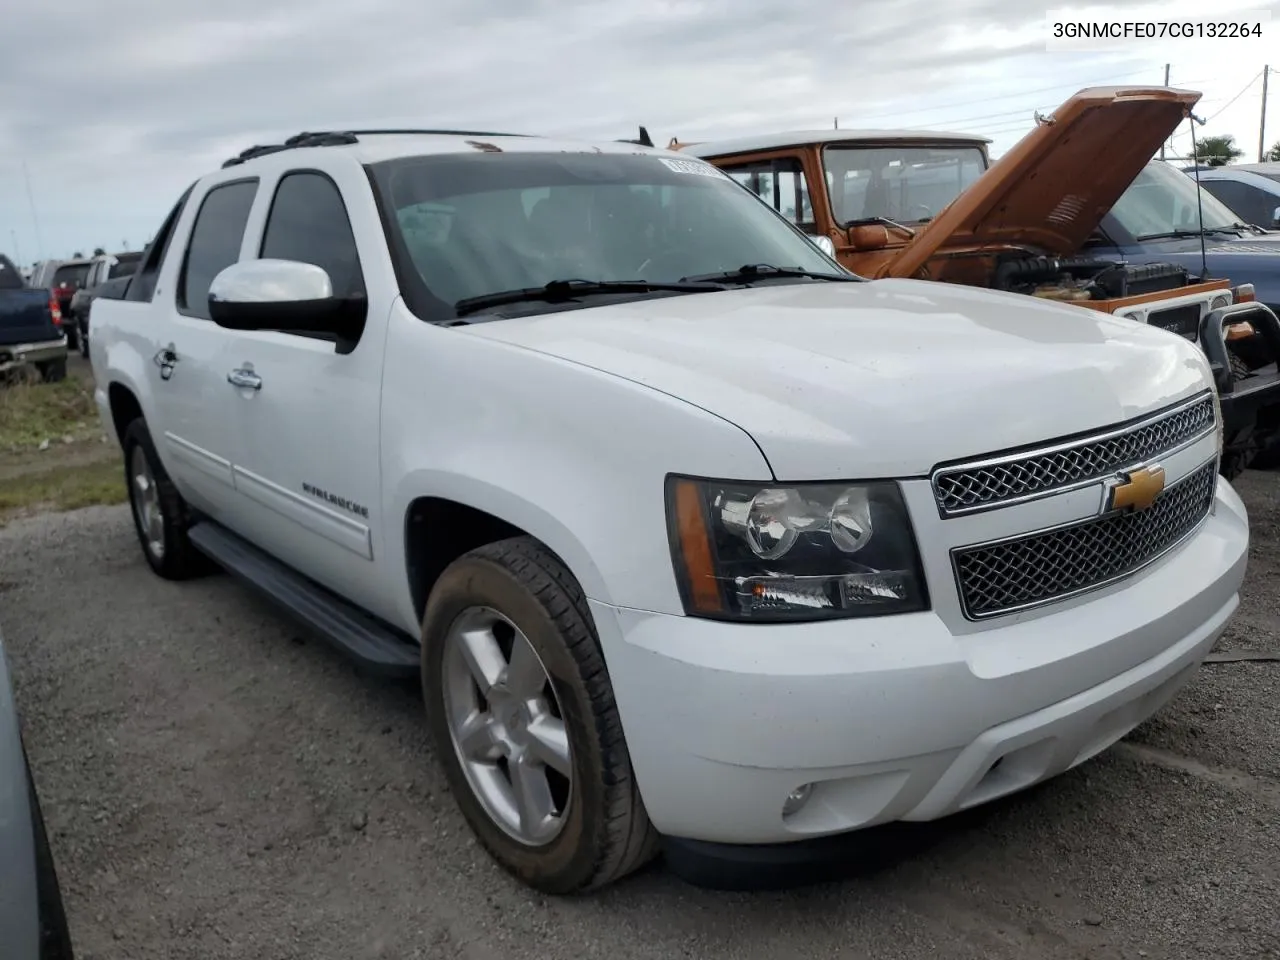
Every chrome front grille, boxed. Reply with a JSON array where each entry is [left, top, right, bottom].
[[932, 393, 1216, 516], [952, 458, 1217, 620]]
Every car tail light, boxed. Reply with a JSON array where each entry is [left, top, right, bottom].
[[1232, 284, 1256, 303], [49, 295, 62, 327]]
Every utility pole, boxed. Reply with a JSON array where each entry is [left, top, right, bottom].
[[1260, 65, 1270, 162], [20, 160, 43, 261], [1160, 63, 1170, 160], [834, 116, 839, 129]]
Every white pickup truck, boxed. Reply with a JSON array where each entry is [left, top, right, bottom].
[[91, 129, 1249, 894]]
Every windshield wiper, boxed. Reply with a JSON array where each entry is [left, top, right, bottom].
[[844, 215, 917, 237], [680, 263, 857, 285], [454, 278, 723, 317], [1133, 229, 1206, 241]]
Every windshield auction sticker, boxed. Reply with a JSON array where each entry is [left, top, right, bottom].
[[659, 158, 729, 179]]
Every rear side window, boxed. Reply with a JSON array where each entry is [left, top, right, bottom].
[[259, 172, 365, 298], [127, 188, 193, 303], [721, 157, 817, 234], [178, 179, 259, 319]]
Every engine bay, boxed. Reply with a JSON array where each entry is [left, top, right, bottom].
[[992, 255, 1196, 303]]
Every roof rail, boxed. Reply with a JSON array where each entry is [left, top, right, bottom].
[[220, 128, 531, 168], [616, 126, 654, 148]]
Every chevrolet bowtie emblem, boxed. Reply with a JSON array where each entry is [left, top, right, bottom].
[[1103, 464, 1166, 514]]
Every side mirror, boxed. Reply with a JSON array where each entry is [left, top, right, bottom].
[[208, 259, 365, 340], [1272, 205, 1280, 229]]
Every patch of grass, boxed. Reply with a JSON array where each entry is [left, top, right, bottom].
[[0, 374, 101, 451], [0, 455, 126, 524]]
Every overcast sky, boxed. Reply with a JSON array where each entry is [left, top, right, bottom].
[[1, 0, 1275, 262]]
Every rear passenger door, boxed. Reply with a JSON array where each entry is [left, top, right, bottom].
[[218, 167, 392, 618], [149, 177, 258, 520]]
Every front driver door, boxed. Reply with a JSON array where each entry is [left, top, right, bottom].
[[217, 167, 392, 620]]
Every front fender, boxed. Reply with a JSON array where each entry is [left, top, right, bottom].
[[380, 307, 774, 629]]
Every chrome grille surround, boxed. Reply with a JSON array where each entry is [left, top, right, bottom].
[[951, 457, 1217, 620], [931, 392, 1216, 517]]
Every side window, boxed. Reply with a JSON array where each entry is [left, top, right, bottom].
[[1202, 181, 1272, 226], [259, 172, 366, 300], [127, 186, 193, 303], [178, 179, 258, 319], [719, 157, 816, 234]]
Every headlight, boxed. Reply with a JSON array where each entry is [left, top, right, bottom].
[[665, 477, 928, 621]]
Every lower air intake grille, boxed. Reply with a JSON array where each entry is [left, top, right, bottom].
[[953, 458, 1217, 619]]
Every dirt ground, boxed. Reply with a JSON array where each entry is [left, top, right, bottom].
[[1, 417, 1278, 958]]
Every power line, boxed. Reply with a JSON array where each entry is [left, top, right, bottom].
[[906, 77, 1211, 135], [850, 67, 1159, 125], [1166, 70, 1264, 143]]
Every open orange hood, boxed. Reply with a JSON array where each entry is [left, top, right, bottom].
[[878, 86, 1202, 279]]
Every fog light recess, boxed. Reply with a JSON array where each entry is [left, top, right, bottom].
[[782, 783, 814, 817]]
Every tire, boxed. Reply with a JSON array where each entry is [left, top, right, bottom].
[[65, 324, 79, 353], [36, 358, 67, 383], [421, 536, 657, 893], [121, 418, 207, 580], [78, 321, 90, 358]]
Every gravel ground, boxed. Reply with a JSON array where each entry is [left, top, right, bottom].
[[2, 475, 1279, 960]]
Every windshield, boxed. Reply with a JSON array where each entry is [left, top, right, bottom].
[[369, 151, 845, 321], [1110, 162, 1245, 237], [52, 263, 90, 289], [823, 144, 987, 225]]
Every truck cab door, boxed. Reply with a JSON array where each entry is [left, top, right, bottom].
[[146, 177, 259, 521], [215, 167, 394, 621]]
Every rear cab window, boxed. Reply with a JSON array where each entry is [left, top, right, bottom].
[[0, 254, 23, 290], [52, 263, 91, 290]]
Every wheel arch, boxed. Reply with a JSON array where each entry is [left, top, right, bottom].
[[395, 474, 612, 628]]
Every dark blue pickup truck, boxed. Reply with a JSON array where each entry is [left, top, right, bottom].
[[1087, 160, 1280, 315], [0, 254, 68, 382], [1084, 161, 1280, 465]]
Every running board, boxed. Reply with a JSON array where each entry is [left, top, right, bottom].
[[187, 521, 420, 679]]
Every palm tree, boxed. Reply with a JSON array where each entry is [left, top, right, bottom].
[[1267, 141, 1280, 162], [1195, 134, 1244, 166]]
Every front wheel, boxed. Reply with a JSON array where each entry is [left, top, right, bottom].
[[420, 536, 657, 893]]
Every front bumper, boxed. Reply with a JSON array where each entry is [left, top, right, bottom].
[[591, 479, 1247, 849], [1201, 302, 1280, 435], [0, 337, 67, 374]]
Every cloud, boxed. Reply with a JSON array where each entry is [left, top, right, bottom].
[[0, 0, 1271, 258]]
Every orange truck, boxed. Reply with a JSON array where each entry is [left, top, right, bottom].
[[670, 86, 1280, 476]]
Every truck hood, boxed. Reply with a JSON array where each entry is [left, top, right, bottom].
[[461, 280, 1212, 479], [881, 86, 1202, 280]]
